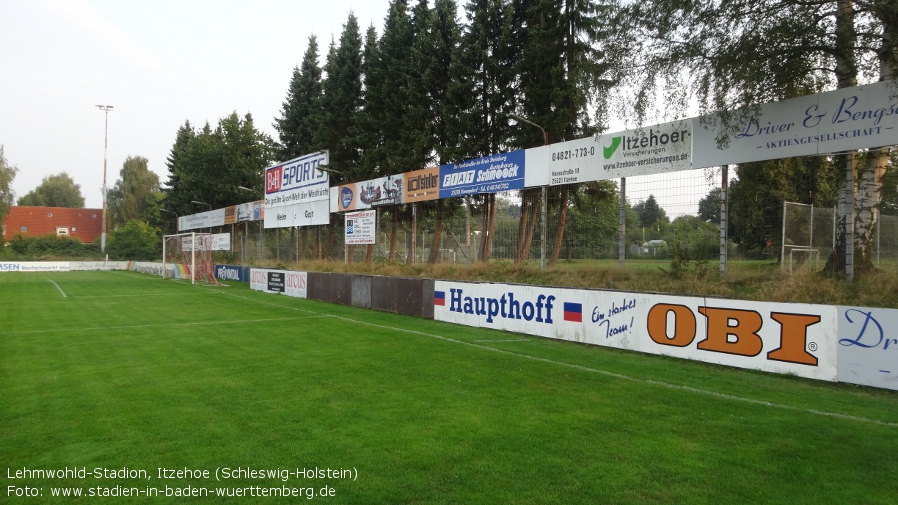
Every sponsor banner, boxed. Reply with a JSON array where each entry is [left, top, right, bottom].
[[264, 151, 330, 209], [129, 261, 169, 277], [439, 150, 526, 199], [404, 166, 440, 203], [224, 205, 237, 225], [234, 201, 263, 222], [434, 281, 838, 382], [525, 120, 692, 187], [249, 268, 308, 298], [0, 262, 70, 272], [215, 264, 249, 283], [69, 261, 129, 271], [212, 233, 231, 251], [263, 199, 330, 229], [179, 208, 226, 231], [837, 306, 898, 390], [334, 174, 404, 212], [693, 80, 898, 168], [345, 210, 376, 245]]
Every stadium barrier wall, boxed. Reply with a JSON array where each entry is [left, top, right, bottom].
[[434, 280, 897, 391], [4, 262, 893, 390], [238, 266, 435, 318]]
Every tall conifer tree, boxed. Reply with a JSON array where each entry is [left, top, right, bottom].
[[274, 36, 323, 161]]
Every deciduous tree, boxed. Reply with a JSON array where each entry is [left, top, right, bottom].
[[0, 145, 18, 224], [18, 173, 85, 208]]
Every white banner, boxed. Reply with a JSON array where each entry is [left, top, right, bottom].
[[264, 151, 330, 209], [345, 210, 376, 245], [525, 119, 692, 187], [212, 233, 231, 251], [0, 261, 70, 272], [69, 261, 129, 271], [263, 199, 330, 229], [837, 306, 898, 390], [434, 281, 839, 383], [693, 80, 898, 168], [178, 209, 226, 231], [250, 268, 308, 298]]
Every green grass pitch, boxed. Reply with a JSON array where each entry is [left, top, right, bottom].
[[2, 271, 897, 504]]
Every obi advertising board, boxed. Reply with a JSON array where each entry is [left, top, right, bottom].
[[439, 150, 526, 199], [250, 268, 308, 298], [264, 151, 330, 229], [693, 79, 898, 168], [524, 119, 693, 187], [434, 281, 840, 383]]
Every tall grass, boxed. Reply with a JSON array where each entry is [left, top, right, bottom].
[[286, 258, 898, 307]]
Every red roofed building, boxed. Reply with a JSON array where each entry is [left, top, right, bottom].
[[2, 206, 104, 243]]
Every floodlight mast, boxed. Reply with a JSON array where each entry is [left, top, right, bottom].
[[96, 104, 114, 253]]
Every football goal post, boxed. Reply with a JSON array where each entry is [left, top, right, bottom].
[[162, 232, 221, 285]]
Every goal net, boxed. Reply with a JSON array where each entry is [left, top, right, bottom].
[[162, 232, 221, 285]]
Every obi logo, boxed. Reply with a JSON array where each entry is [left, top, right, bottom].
[[266, 166, 283, 193], [647, 304, 821, 366], [341, 187, 354, 209]]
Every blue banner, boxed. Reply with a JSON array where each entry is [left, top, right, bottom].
[[438, 150, 526, 199], [215, 264, 250, 283]]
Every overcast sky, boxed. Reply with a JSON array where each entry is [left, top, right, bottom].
[[0, 0, 399, 209], [1, 0, 711, 216]]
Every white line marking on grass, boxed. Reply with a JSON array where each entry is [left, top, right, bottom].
[[200, 289, 898, 428], [333, 316, 898, 428], [5, 316, 329, 336], [48, 280, 67, 298], [473, 339, 530, 342]]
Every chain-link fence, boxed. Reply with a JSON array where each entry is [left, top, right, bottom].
[[212, 169, 898, 274], [783, 202, 898, 272]]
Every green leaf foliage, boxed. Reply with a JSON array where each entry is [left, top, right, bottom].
[[0, 145, 18, 224], [106, 219, 160, 261], [17, 173, 85, 208]]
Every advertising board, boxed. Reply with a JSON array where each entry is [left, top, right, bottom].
[[178, 208, 226, 231], [439, 150, 526, 199], [524, 119, 693, 187], [693, 80, 898, 168], [334, 174, 404, 212], [214, 264, 249, 283], [0, 262, 71, 272], [249, 268, 308, 298], [264, 151, 330, 209], [344, 210, 376, 245], [434, 281, 839, 382], [403, 166, 440, 203], [263, 199, 330, 229], [837, 305, 898, 390]]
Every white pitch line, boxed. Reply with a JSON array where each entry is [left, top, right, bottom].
[[178, 287, 898, 428], [48, 279, 67, 298], [5, 315, 329, 336]]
